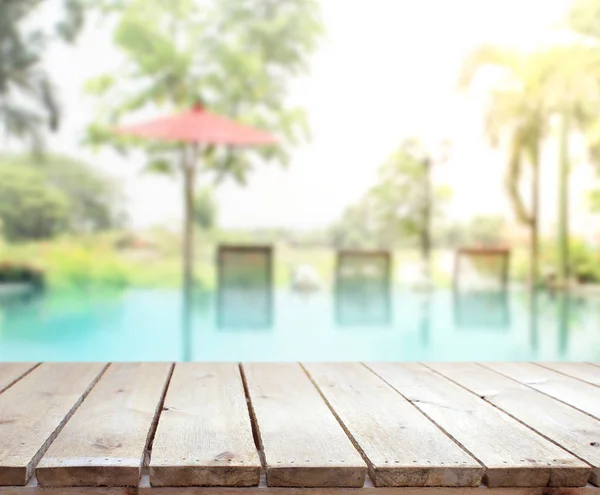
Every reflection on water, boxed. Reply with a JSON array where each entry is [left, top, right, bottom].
[[215, 246, 273, 331], [334, 251, 391, 326], [1, 285, 599, 361], [453, 290, 510, 330]]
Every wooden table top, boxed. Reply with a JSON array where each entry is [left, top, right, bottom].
[[0, 362, 599, 494]]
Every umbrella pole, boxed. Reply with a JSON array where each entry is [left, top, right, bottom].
[[182, 143, 197, 362]]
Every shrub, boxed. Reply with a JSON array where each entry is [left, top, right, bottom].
[[0, 261, 45, 288]]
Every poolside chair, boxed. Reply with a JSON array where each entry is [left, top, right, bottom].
[[453, 246, 511, 292], [216, 245, 273, 330], [334, 250, 392, 326], [452, 247, 511, 331]]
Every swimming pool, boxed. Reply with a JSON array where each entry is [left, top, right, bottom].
[[0, 288, 599, 362]]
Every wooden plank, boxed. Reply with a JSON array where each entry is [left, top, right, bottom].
[[4, 476, 600, 495], [367, 363, 590, 488], [428, 363, 600, 486], [537, 363, 600, 388], [303, 363, 483, 487], [3, 476, 600, 495], [149, 363, 261, 487], [35, 363, 172, 488], [242, 362, 367, 488], [0, 363, 106, 486], [0, 364, 37, 394], [484, 363, 600, 420]]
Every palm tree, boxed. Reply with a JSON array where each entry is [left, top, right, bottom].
[[541, 33, 600, 287], [460, 40, 600, 289], [0, 1, 85, 148], [458, 45, 550, 289]]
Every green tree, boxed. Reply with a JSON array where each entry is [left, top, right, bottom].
[[0, 153, 125, 234], [459, 46, 550, 289], [442, 215, 507, 248], [84, 0, 323, 312], [194, 187, 218, 231], [460, 41, 600, 288], [0, 166, 69, 241], [370, 138, 451, 279], [544, 42, 600, 287], [0, 0, 85, 148], [329, 196, 383, 250]]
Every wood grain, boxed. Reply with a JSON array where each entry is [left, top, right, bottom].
[[303, 363, 483, 487], [2, 474, 600, 494], [35, 363, 172, 488], [0, 363, 106, 486], [483, 363, 600, 420], [367, 363, 589, 488], [242, 363, 367, 487], [428, 363, 600, 486], [537, 363, 600, 388], [0, 364, 37, 394], [149, 363, 261, 487]]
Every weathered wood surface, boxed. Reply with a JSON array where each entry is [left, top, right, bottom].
[[2, 361, 600, 493], [537, 363, 600, 387], [35, 363, 172, 488], [0, 364, 37, 394], [242, 363, 367, 487], [427, 363, 600, 486], [303, 363, 483, 487], [484, 363, 600, 420], [0, 363, 106, 486], [149, 363, 261, 487], [367, 363, 590, 488], [1, 474, 600, 494]]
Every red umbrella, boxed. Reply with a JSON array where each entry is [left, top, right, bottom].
[[115, 103, 277, 359], [115, 103, 276, 145]]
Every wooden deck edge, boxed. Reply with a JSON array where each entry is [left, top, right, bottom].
[[1, 485, 599, 494], [1, 475, 599, 494]]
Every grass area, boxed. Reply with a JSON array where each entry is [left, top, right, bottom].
[[0, 230, 583, 292]]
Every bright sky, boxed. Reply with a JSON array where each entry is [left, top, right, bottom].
[[35, 0, 600, 236]]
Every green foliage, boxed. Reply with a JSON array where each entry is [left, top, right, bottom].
[[441, 216, 507, 248], [329, 196, 385, 250], [194, 187, 218, 231], [0, 154, 125, 239], [370, 138, 451, 243], [542, 238, 600, 283], [570, 0, 600, 39], [0, 166, 70, 241], [0, 0, 86, 148], [329, 138, 451, 253], [0, 261, 44, 287], [84, 0, 323, 184], [590, 187, 600, 212]]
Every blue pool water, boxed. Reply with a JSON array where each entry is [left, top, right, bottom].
[[0, 288, 599, 362]]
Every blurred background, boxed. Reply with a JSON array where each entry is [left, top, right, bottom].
[[1, 0, 600, 362]]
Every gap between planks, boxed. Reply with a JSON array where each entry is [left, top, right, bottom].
[[0, 364, 40, 395], [424, 363, 600, 486]]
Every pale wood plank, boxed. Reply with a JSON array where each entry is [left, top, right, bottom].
[[242, 362, 367, 487], [36, 363, 172, 488], [3, 476, 600, 495], [0, 364, 37, 394], [484, 363, 600, 420], [303, 363, 483, 487], [428, 363, 600, 486], [0, 363, 106, 486], [537, 363, 600, 388], [149, 363, 261, 487], [367, 363, 590, 488]]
